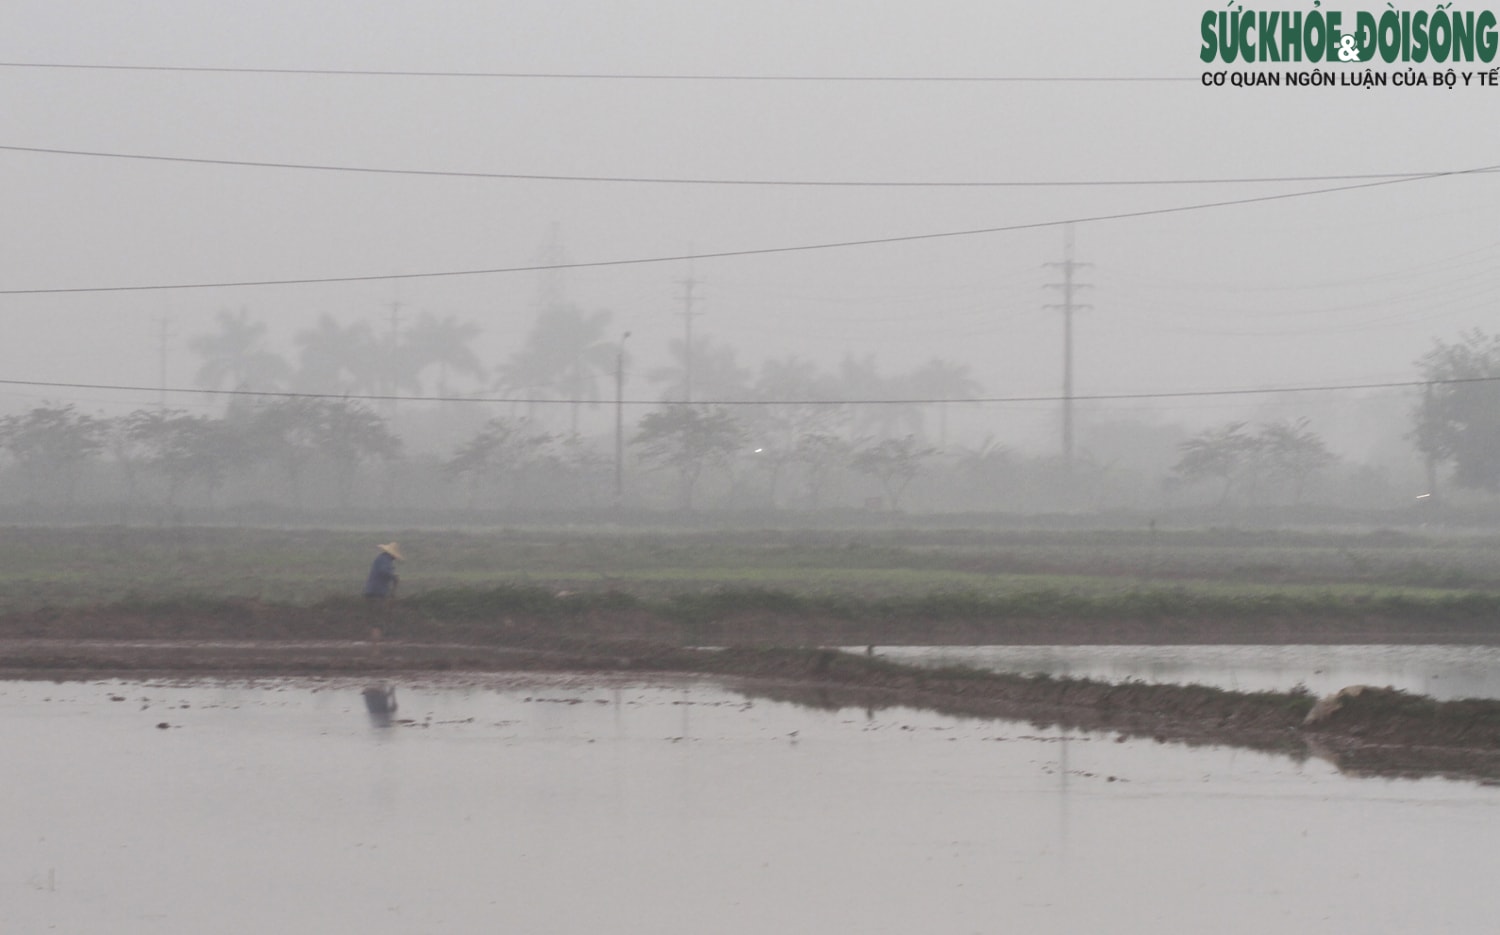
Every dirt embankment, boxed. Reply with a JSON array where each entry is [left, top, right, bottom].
[[7, 593, 1500, 647], [5, 599, 1500, 784]]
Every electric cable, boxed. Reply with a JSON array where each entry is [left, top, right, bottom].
[[4, 144, 1483, 189], [3, 164, 1493, 295], [0, 374, 1484, 408]]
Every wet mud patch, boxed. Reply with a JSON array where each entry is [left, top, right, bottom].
[[5, 632, 1500, 783], [6, 600, 1500, 783]]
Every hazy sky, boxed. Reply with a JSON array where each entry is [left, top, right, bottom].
[[3, 1, 1497, 450]]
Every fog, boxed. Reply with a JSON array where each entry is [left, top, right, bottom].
[[2, 1, 1496, 518]]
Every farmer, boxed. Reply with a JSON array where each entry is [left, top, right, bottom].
[[363, 542, 402, 599]]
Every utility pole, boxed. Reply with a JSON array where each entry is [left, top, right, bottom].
[[1043, 225, 1092, 470], [615, 331, 631, 509], [676, 267, 702, 403]]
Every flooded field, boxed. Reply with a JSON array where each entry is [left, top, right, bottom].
[[874, 644, 1500, 701], [6, 674, 1500, 934]]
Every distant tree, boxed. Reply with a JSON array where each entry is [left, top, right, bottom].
[[1411, 330, 1500, 492], [553, 433, 612, 508], [244, 399, 324, 505], [792, 432, 853, 509], [746, 357, 844, 508], [498, 303, 616, 431], [243, 398, 397, 507], [119, 409, 240, 507], [444, 417, 555, 508], [750, 356, 844, 432], [836, 355, 921, 440], [401, 312, 486, 395], [319, 401, 402, 507], [1171, 422, 1258, 505], [292, 315, 379, 395], [109, 411, 158, 505], [1259, 417, 1336, 504], [0, 404, 107, 505], [375, 324, 424, 402], [633, 405, 746, 510], [648, 336, 751, 404], [851, 435, 936, 510], [189, 307, 290, 394]]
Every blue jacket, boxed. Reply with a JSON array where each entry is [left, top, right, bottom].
[[364, 552, 399, 597]]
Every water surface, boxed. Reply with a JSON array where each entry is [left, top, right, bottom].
[[5, 675, 1498, 934]]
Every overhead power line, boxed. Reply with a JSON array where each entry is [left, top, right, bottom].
[[0, 62, 1192, 82], [3, 144, 1485, 189], [0, 374, 1483, 407], [2, 164, 1493, 296]]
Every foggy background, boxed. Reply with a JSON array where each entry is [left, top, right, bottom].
[[2, 1, 1496, 519]]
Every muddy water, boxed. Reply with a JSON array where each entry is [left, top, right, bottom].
[[5, 675, 1499, 935], [873, 644, 1500, 700]]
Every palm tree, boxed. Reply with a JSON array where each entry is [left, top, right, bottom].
[[497, 303, 614, 432], [292, 315, 379, 395], [401, 312, 485, 396], [648, 336, 751, 404], [189, 308, 290, 394], [755, 355, 827, 402]]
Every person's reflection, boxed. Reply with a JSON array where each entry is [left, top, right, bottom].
[[362, 684, 398, 728]]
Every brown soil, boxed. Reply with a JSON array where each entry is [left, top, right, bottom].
[[5, 600, 1500, 784]]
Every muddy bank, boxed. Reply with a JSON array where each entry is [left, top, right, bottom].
[[7, 592, 1500, 647], [6, 622, 1500, 783], [723, 656, 1500, 784], [7, 596, 1500, 783]]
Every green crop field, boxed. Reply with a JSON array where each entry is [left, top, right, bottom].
[[2, 523, 1499, 617]]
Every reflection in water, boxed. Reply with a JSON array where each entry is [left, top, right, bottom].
[[6, 676, 1500, 935], [361, 684, 397, 728]]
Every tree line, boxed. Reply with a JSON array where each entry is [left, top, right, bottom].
[[2, 311, 1496, 518], [0, 397, 947, 515], [189, 304, 982, 431]]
